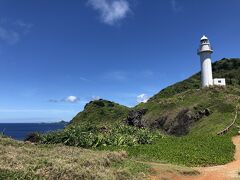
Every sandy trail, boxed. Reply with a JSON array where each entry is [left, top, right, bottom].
[[149, 136, 240, 180]]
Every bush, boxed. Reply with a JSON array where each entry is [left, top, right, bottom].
[[24, 132, 42, 143], [38, 124, 162, 148]]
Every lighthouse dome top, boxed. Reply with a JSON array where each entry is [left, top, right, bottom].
[[198, 35, 213, 54], [201, 35, 208, 41]]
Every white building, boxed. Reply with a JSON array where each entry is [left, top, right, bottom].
[[197, 35, 226, 87], [213, 78, 226, 86]]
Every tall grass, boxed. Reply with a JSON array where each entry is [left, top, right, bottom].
[[38, 124, 162, 148]]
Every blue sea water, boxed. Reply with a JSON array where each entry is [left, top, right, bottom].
[[0, 123, 66, 140]]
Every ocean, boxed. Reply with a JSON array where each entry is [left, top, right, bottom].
[[0, 123, 66, 140]]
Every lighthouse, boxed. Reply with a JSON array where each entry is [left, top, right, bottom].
[[198, 35, 214, 87]]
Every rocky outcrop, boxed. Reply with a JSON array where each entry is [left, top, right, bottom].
[[167, 108, 211, 136], [125, 108, 211, 136], [124, 109, 148, 128]]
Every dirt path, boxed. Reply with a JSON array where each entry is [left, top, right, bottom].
[[149, 136, 240, 180], [193, 136, 240, 180]]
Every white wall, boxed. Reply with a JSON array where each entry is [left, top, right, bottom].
[[213, 78, 226, 86], [200, 52, 213, 87]]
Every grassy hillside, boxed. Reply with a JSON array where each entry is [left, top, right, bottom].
[[0, 136, 149, 179], [70, 99, 130, 126], [132, 58, 240, 136], [136, 86, 240, 136]]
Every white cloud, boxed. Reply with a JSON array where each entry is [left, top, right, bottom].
[[88, 0, 131, 25], [65, 96, 79, 103], [137, 94, 149, 103], [49, 96, 80, 103]]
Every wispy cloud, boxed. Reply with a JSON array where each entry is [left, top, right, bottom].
[[136, 93, 149, 103], [170, 0, 182, 12], [88, 0, 131, 25], [49, 96, 80, 103], [0, 18, 33, 45]]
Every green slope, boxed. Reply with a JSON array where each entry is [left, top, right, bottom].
[[132, 58, 240, 136], [70, 99, 130, 126], [137, 86, 240, 135]]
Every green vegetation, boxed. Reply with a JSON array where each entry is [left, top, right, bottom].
[[70, 99, 130, 126], [100, 129, 238, 166], [38, 124, 162, 148], [0, 137, 149, 179], [126, 132, 236, 166], [136, 86, 240, 136]]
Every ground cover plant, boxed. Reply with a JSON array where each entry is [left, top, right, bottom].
[[100, 128, 238, 167]]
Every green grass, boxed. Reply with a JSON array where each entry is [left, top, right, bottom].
[[127, 134, 235, 166], [100, 128, 238, 167], [0, 137, 150, 179]]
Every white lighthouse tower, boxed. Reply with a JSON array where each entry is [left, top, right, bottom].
[[198, 35, 214, 87]]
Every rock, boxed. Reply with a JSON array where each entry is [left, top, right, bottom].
[[124, 107, 211, 136], [124, 109, 148, 128]]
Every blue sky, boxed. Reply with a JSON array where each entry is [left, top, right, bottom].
[[0, 0, 240, 123]]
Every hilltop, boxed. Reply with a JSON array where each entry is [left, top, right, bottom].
[[70, 99, 130, 126]]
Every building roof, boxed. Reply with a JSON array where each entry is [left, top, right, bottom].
[[201, 35, 208, 40]]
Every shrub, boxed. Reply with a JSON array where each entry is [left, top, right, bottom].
[[24, 132, 42, 143], [38, 124, 162, 148]]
